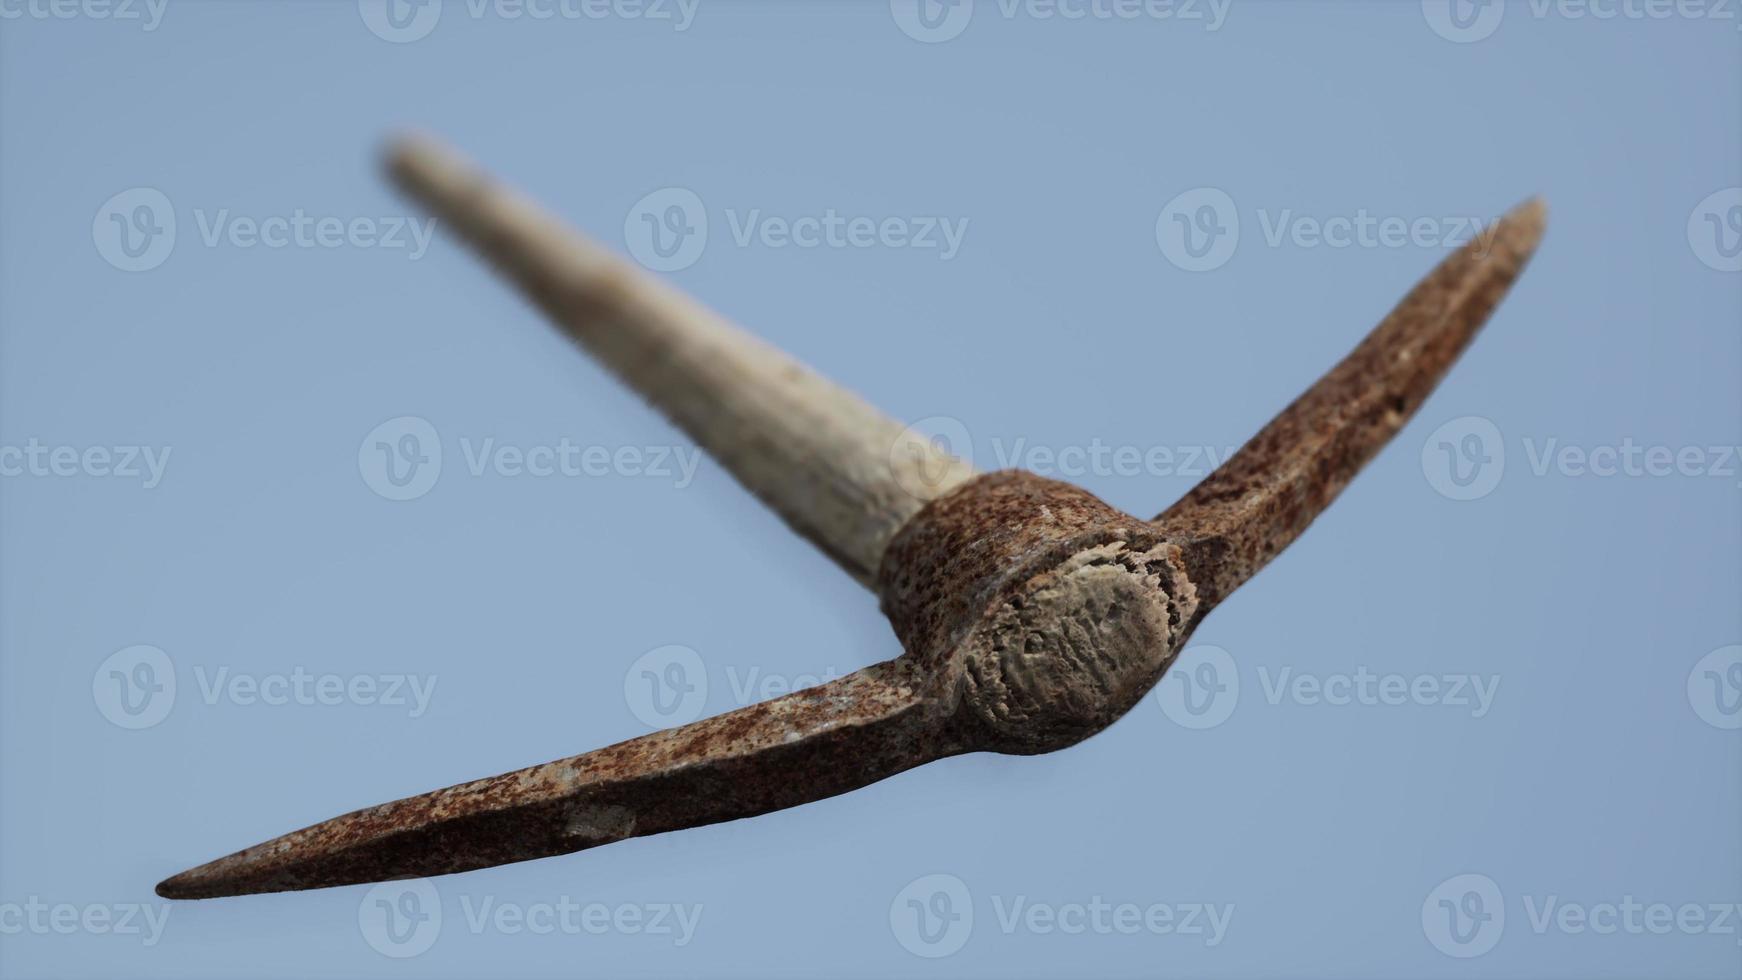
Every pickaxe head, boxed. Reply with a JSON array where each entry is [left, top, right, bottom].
[[157, 135, 1544, 900]]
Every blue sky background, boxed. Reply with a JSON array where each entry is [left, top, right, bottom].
[[2, 1, 1739, 977]]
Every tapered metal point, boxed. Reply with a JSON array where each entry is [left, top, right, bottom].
[[158, 132, 1546, 899]]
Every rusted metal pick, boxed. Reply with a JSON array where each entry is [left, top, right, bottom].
[[157, 135, 1545, 900]]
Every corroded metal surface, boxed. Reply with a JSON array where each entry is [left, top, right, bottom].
[[1158, 199, 1546, 607], [159, 471, 1196, 896], [157, 660, 948, 898], [879, 471, 1201, 755], [156, 143, 1546, 900]]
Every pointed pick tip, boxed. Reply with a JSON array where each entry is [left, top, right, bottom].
[[154, 855, 344, 901], [154, 867, 212, 901], [1500, 195, 1548, 251], [154, 835, 340, 901], [153, 835, 390, 900], [155, 856, 262, 901], [380, 131, 441, 186], [379, 127, 439, 165]]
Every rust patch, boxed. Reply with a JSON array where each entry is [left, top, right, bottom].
[[155, 182, 1544, 900]]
